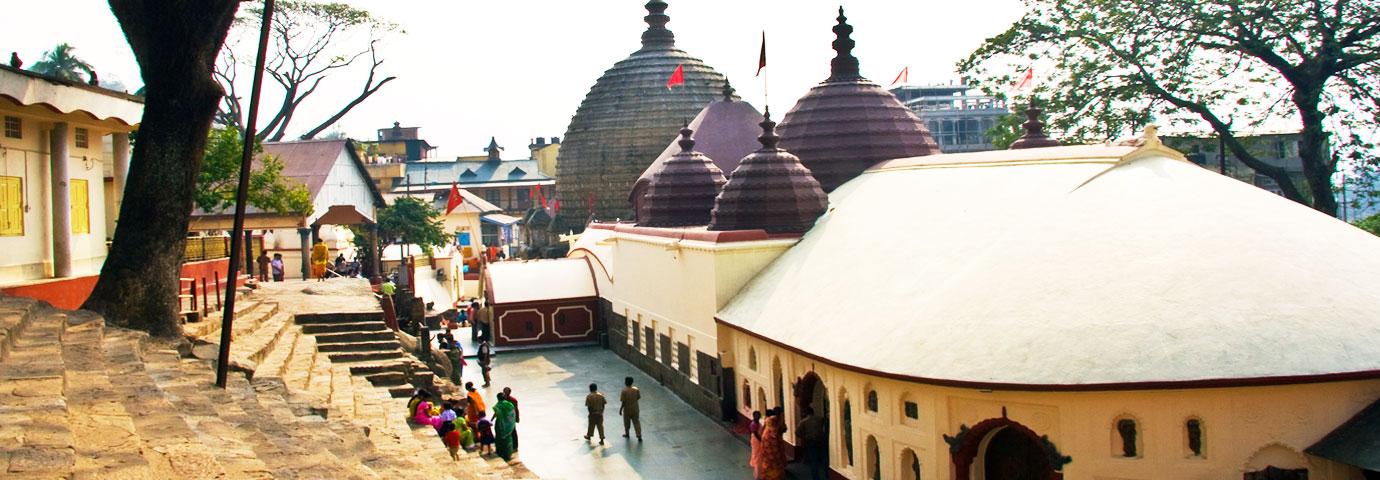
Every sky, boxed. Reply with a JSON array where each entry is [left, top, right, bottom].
[[3, 0, 1028, 160]]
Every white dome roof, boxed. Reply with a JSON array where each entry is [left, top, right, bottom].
[[717, 140, 1380, 388]]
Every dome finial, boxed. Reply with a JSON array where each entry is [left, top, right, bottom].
[[641, 1, 676, 49], [828, 6, 860, 82], [677, 122, 696, 153], [722, 81, 734, 101], [1008, 99, 1060, 149], [758, 107, 779, 149]]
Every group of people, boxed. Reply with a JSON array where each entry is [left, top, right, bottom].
[[408, 382, 521, 462], [253, 239, 361, 283], [582, 377, 642, 445], [254, 251, 286, 282], [748, 405, 828, 480]]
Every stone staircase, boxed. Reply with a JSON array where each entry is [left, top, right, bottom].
[[295, 312, 435, 398], [0, 293, 537, 479]]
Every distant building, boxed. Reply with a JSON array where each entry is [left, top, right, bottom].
[[890, 83, 1007, 153], [529, 136, 560, 179], [1162, 132, 1319, 200]]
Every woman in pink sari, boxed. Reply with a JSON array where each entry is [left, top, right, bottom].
[[757, 407, 788, 480], [749, 411, 763, 476]]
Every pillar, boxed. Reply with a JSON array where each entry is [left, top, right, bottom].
[[298, 228, 311, 280], [50, 122, 72, 278], [367, 222, 381, 282], [112, 132, 130, 209], [244, 229, 255, 274]]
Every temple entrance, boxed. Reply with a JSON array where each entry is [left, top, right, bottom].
[[794, 372, 829, 469], [981, 427, 1053, 480]]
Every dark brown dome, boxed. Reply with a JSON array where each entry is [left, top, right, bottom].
[[632, 83, 764, 221], [776, 8, 939, 193], [554, 1, 733, 227], [641, 125, 729, 227], [709, 109, 828, 234]]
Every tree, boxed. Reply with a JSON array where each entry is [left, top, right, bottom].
[[86, 0, 241, 337], [196, 127, 313, 215], [1352, 211, 1380, 236], [377, 196, 447, 256], [961, 0, 1380, 217], [215, 1, 398, 141], [30, 43, 95, 83]]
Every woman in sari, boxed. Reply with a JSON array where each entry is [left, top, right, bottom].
[[310, 239, 329, 281], [493, 392, 518, 461], [748, 410, 763, 477], [465, 383, 487, 427], [757, 407, 788, 480]]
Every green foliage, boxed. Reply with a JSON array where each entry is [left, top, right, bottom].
[[1352, 212, 1380, 237], [195, 127, 314, 215], [986, 111, 1027, 150], [31, 43, 94, 82], [961, 0, 1380, 217], [378, 196, 447, 254]]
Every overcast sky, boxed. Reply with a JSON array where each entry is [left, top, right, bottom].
[[4, 0, 1027, 159]]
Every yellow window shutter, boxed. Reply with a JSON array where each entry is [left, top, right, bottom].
[[71, 179, 89, 234], [0, 176, 21, 236]]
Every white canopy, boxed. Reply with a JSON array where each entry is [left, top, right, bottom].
[[487, 258, 596, 305]]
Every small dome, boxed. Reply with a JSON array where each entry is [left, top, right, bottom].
[[1008, 103, 1061, 149], [554, 0, 733, 225], [709, 109, 828, 234], [632, 82, 764, 221], [641, 125, 729, 227], [777, 8, 939, 193]]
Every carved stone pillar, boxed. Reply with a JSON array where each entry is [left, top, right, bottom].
[[297, 228, 311, 280]]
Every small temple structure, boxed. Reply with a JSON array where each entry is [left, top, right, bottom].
[[639, 124, 728, 228], [554, 0, 733, 225], [708, 109, 828, 234]]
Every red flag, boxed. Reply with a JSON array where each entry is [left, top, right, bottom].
[[890, 66, 908, 86], [1012, 67, 1034, 91], [445, 182, 462, 214], [666, 64, 684, 90], [756, 32, 766, 77], [587, 193, 596, 209], [552, 198, 560, 213]]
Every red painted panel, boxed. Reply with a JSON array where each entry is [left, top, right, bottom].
[[491, 298, 599, 347], [551, 306, 595, 340], [1, 258, 245, 311], [495, 308, 546, 345]]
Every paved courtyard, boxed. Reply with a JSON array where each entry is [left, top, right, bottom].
[[466, 346, 753, 480]]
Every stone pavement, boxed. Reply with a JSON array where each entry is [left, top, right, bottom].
[[480, 346, 753, 480]]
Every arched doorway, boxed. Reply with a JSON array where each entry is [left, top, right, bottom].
[[793, 372, 829, 470], [948, 416, 1069, 480], [900, 448, 921, 480], [772, 357, 784, 409]]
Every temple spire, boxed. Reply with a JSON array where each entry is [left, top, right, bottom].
[[828, 7, 861, 82], [757, 107, 780, 149], [640, 1, 676, 49], [677, 122, 696, 153], [1008, 100, 1060, 149]]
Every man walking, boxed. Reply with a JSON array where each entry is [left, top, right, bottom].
[[584, 383, 606, 445], [478, 340, 493, 387], [502, 387, 520, 450], [256, 250, 271, 282], [619, 376, 642, 441], [796, 406, 828, 480]]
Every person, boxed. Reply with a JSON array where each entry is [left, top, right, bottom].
[[447, 345, 465, 385], [334, 253, 346, 274], [438, 400, 458, 425], [270, 253, 285, 282], [407, 390, 431, 420], [584, 383, 606, 445], [477, 302, 493, 342], [475, 411, 495, 455], [757, 407, 789, 480], [414, 395, 435, 426], [502, 387, 520, 450], [796, 406, 828, 480], [451, 413, 477, 451], [493, 392, 517, 461], [748, 411, 763, 476], [465, 382, 487, 427], [457, 308, 469, 328], [255, 251, 271, 282], [311, 238, 329, 281], [468, 300, 480, 341], [619, 376, 642, 441], [478, 340, 493, 387], [442, 421, 463, 461]]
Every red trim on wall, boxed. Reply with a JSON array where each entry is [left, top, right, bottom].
[[2, 258, 246, 311], [716, 318, 1380, 392]]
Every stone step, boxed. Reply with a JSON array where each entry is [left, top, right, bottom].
[[143, 351, 275, 479], [329, 351, 404, 363], [0, 306, 75, 477], [224, 371, 382, 479], [347, 361, 410, 376], [61, 313, 156, 479], [313, 330, 394, 344], [184, 295, 268, 340], [302, 321, 389, 334], [294, 312, 384, 325], [349, 374, 463, 479], [365, 371, 408, 387], [0, 295, 44, 364], [102, 329, 229, 479], [227, 311, 293, 374], [317, 340, 401, 353]]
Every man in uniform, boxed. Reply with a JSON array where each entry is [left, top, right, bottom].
[[584, 383, 606, 445], [619, 376, 642, 441]]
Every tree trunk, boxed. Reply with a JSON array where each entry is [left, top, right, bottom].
[[85, 0, 240, 338], [1293, 82, 1338, 217]]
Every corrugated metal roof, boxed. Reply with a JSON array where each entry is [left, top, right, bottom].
[[1306, 398, 1380, 471]]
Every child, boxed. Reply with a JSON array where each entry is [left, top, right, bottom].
[[476, 411, 495, 455], [442, 421, 462, 461]]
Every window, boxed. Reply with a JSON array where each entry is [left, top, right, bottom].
[[687, 335, 697, 383], [742, 380, 751, 409], [70, 179, 89, 234], [843, 397, 855, 466], [748, 347, 758, 371], [1186, 418, 1204, 457], [625, 309, 634, 346], [1116, 418, 1138, 457], [866, 390, 879, 413], [74, 128, 89, 148], [517, 187, 530, 206], [485, 189, 501, 205], [3, 116, 19, 138], [904, 401, 919, 420], [0, 176, 22, 236]]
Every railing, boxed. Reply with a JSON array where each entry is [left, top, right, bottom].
[[183, 236, 263, 263]]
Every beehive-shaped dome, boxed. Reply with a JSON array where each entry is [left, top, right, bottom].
[[709, 109, 828, 234], [631, 83, 764, 221], [554, 1, 733, 226], [641, 125, 729, 227], [776, 8, 939, 193]]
